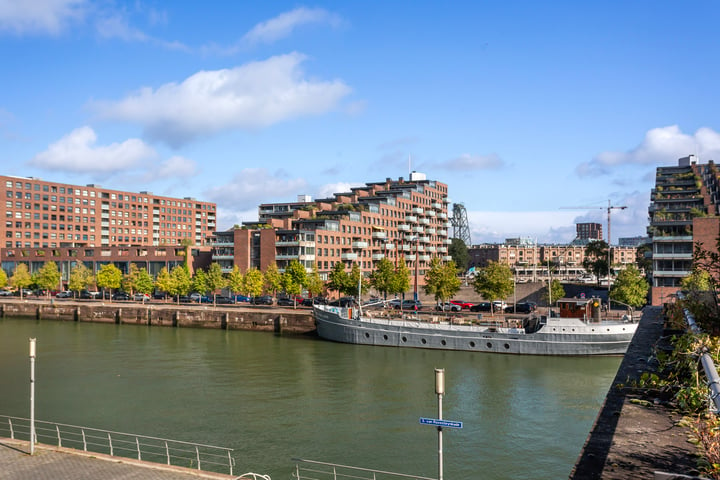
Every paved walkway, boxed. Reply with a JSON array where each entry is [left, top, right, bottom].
[[0, 438, 239, 480]]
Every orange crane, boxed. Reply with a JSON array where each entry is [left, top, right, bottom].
[[561, 200, 627, 246]]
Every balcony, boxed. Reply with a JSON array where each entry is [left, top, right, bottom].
[[438, 213, 447, 219], [341, 252, 358, 261], [352, 241, 368, 249], [442, 255, 453, 261], [213, 241, 234, 247], [212, 254, 234, 260], [405, 254, 416, 261], [412, 226, 424, 233], [431, 202, 442, 209], [276, 240, 300, 246], [401, 244, 411, 251], [437, 229, 447, 236], [437, 246, 447, 253], [383, 243, 395, 250], [419, 255, 431, 261], [398, 224, 410, 231], [425, 210, 436, 217], [426, 228, 436, 234], [405, 215, 418, 223], [372, 231, 387, 239], [426, 246, 436, 252], [443, 197, 451, 203], [419, 236, 430, 243], [412, 207, 424, 215], [276, 254, 298, 260], [419, 218, 430, 225], [372, 253, 385, 260]]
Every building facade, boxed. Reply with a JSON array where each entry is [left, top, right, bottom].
[[212, 173, 452, 291], [1, 175, 216, 249]]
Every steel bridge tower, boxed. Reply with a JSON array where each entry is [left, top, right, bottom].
[[450, 203, 471, 245]]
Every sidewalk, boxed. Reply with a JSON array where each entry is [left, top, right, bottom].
[[0, 438, 237, 480]]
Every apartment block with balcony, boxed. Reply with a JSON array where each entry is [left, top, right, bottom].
[[211, 172, 450, 290]]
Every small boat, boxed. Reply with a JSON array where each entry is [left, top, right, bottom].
[[313, 297, 638, 356]]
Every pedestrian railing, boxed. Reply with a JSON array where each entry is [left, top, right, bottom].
[[0, 415, 236, 475], [291, 458, 436, 480]]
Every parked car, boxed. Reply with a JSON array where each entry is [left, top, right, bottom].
[[394, 299, 422, 311], [436, 302, 461, 312], [178, 295, 192, 303], [152, 292, 168, 300], [14, 288, 33, 297], [449, 299, 474, 309], [329, 297, 355, 307], [55, 291, 73, 299], [387, 299, 402, 309], [234, 294, 252, 303], [493, 301, 507, 311], [506, 301, 537, 314], [301, 296, 327, 307], [276, 296, 295, 307], [112, 292, 131, 301], [251, 295, 274, 305], [79, 290, 101, 300], [214, 296, 235, 304], [189, 293, 203, 303], [133, 293, 150, 302], [470, 302, 492, 312], [0, 289, 14, 296]]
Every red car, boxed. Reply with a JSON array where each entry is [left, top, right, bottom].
[[450, 300, 474, 309]]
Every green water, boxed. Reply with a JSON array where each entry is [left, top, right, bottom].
[[0, 317, 621, 479]]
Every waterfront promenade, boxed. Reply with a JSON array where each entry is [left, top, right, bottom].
[[0, 438, 237, 480]]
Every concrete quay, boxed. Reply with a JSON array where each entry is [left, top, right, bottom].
[[570, 306, 700, 479], [0, 438, 237, 480]]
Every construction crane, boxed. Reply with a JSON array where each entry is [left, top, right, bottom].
[[560, 200, 627, 246], [450, 203, 471, 245]]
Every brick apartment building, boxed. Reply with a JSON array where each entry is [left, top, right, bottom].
[[0, 175, 216, 284], [212, 172, 452, 292]]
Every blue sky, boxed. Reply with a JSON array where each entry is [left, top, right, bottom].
[[2, 1, 720, 245]]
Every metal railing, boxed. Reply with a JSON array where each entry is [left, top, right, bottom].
[[0, 415, 235, 475], [291, 458, 436, 480]]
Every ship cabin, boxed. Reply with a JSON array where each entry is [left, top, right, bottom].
[[556, 297, 602, 322]]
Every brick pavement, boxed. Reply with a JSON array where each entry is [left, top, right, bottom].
[[0, 438, 240, 480]]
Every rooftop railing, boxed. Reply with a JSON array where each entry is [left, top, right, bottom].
[[292, 458, 435, 480]]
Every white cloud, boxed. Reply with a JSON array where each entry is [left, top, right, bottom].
[[91, 53, 352, 147], [0, 0, 85, 34], [436, 153, 505, 171], [27, 126, 156, 174], [215, 207, 258, 231], [577, 125, 720, 177], [315, 182, 364, 199], [95, 13, 148, 42], [143, 155, 197, 181], [242, 7, 342, 45], [203, 168, 307, 210]]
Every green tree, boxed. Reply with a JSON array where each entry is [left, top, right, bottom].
[[169, 265, 192, 303], [305, 263, 325, 299], [68, 263, 94, 296], [0, 267, 7, 290], [423, 258, 462, 305], [282, 260, 307, 308], [134, 268, 154, 300], [243, 267, 264, 298], [583, 240, 609, 285], [264, 263, 282, 296], [347, 263, 369, 298], [227, 266, 244, 298], [391, 261, 411, 298], [205, 263, 227, 304], [680, 268, 713, 291], [34, 261, 62, 298], [609, 264, 649, 309], [155, 267, 172, 296], [121, 263, 142, 295], [192, 269, 208, 295], [448, 238, 470, 272], [542, 279, 566, 306], [370, 258, 396, 299], [96, 263, 122, 300], [327, 262, 349, 296], [9, 263, 32, 298], [472, 261, 514, 314]]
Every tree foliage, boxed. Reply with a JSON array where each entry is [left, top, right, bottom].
[[155, 267, 172, 295], [472, 261, 514, 314], [542, 279, 566, 306], [169, 265, 192, 303], [423, 258, 461, 303], [34, 261, 62, 297], [10, 263, 32, 297], [583, 240, 609, 283], [680, 269, 713, 292], [0, 267, 7, 289], [96, 263, 122, 299], [609, 264, 649, 309], [282, 260, 307, 307], [227, 266, 244, 296], [192, 269, 208, 294], [243, 267, 264, 297], [305, 263, 325, 298], [264, 263, 282, 296], [121, 263, 143, 295], [369, 258, 396, 299], [448, 238, 470, 272], [68, 263, 94, 295], [327, 262, 350, 295]]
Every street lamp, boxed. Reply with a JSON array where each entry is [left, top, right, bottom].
[[435, 368, 445, 480], [413, 237, 420, 302], [29, 338, 36, 455]]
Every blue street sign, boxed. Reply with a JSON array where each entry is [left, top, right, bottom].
[[419, 417, 463, 428]]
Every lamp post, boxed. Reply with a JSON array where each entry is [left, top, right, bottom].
[[29, 338, 36, 455], [413, 237, 419, 302], [435, 368, 445, 480]]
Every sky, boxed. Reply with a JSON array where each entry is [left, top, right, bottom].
[[2, 1, 720, 245]]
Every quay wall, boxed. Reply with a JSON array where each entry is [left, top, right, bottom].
[[0, 300, 316, 335]]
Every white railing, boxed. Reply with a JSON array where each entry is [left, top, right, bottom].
[[292, 458, 435, 480], [0, 415, 235, 475]]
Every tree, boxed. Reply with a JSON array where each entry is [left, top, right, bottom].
[[609, 265, 649, 309], [305, 263, 325, 299], [448, 238, 470, 272], [391, 261, 411, 298], [542, 279, 566, 306], [680, 269, 713, 292], [583, 240, 609, 285], [327, 262, 349, 296], [134, 268, 154, 300], [169, 265, 192, 303], [68, 263, 94, 296], [423, 258, 461, 305], [264, 263, 282, 297], [155, 267, 172, 296], [243, 267, 264, 298], [9, 263, 32, 298], [205, 263, 227, 304], [370, 258, 396, 299], [192, 269, 208, 295], [0, 267, 7, 290], [227, 266, 244, 298], [472, 261, 514, 314], [282, 259, 307, 308], [347, 263, 369, 298], [34, 261, 62, 298], [122, 263, 142, 295], [96, 263, 122, 300]]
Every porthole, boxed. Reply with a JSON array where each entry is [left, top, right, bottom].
[[469, 341, 476, 347], [421, 338, 427, 344], [383, 334, 388, 340], [504, 343, 510, 349], [401, 336, 407, 342], [486, 342, 493, 349], [441, 340, 447, 346], [365, 332, 370, 338]]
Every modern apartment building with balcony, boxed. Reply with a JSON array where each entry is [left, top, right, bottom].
[[211, 172, 451, 290], [648, 155, 720, 305]]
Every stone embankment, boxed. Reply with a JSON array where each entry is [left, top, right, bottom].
[[0, 299, 316, 335]]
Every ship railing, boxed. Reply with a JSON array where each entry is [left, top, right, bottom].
[[0, 415, 236, 475], [291, 458, 436, 480]]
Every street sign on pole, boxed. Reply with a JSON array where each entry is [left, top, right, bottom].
[[419, 417, 463, 429]]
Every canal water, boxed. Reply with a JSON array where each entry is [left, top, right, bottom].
[[0, 317, 620, 479]]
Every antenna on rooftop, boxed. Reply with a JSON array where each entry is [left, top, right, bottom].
[[408, 155, 412, 175]]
